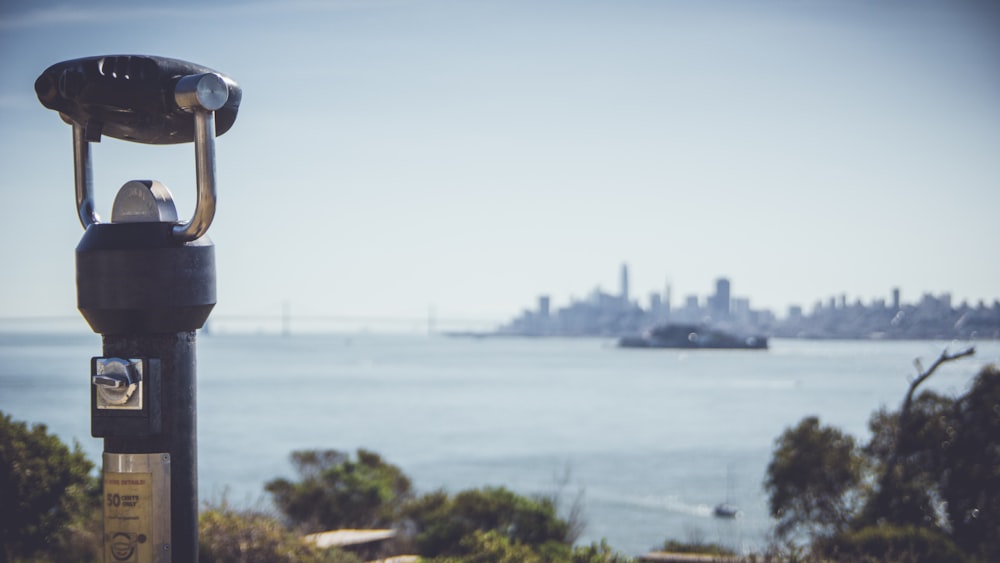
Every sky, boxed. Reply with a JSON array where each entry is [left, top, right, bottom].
[[1, 0, 998, 331]]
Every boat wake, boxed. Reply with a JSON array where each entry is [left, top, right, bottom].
[[607, 493, 715, 518]]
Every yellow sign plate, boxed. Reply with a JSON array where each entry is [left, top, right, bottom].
[[103, 472, 154, 562]]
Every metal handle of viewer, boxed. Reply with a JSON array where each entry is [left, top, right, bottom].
[[172, 108, 217, 242], [71, 72, 227, 241], [73, 122, 99, 229], [172, 73, 226, 242]]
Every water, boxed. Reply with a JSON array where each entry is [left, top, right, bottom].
[[1, 331, 997, 556]]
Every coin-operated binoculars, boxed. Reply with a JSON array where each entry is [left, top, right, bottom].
[[35, 55, 241, 563]]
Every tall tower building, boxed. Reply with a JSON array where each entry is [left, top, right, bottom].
[[620, 263, 630, 305], [892, 287, 901, 310], [664, 281, 672, 317], [713, 277, 731, 320], [538, 295, 551, 318]]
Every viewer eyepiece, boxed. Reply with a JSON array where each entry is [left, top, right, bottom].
[[35, 54, 241, 144]]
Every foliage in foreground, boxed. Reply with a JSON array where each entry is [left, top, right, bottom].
[[813, 524, 968, 563], [660, 539, 736, 557], [265, 448, 414, 533], [266, 449, 622, 561], [402, 486, 572, 558], [426, 530, 633, 563], [0, 411, 101, 563], [765, 359, 999, 562], [199, 500, 360, 563]]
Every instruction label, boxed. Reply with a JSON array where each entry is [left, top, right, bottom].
[[104, 472, 153, 562]]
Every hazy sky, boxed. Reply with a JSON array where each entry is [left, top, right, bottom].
[[1, 0, 998, 330]]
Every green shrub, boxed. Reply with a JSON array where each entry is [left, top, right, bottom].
[[569, 539, 634, 562], [660, 539, 735, 556], [816, 525, 966, 563], [199, 499, 360, 563], [266, 449, 413, 532], [0, 411, 101, 562], [423, 530, 631, 563], [403, 486, 570, 558]]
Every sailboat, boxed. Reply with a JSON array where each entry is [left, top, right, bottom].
[[713, 466, 739, 519], [713, 502, 739, 519]]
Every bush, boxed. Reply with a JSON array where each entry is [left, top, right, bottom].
[[403, 486, 570, 558], [445, 529, 549, 563], [423, 530, 631, 563], [570, 539, 635, 562], [764, 416, 862, 541], [764, 357, 1000, 562], [815, 525, 967, 563], [940, 365, 1000, 561], [199, 499, 360, 563], [0, 411, 101, 562], [660, 539, 735, 556], [266, 449, 413, 532]]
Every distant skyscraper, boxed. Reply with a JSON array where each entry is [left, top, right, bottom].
[[538, 295, 550, 318], [892, 287, 901, 310], [664, 281, 672, 317], [620, 263, 630, 304], [712, 277, 731, 320]]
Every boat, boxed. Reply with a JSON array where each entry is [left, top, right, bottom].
[[713, 503, 739, 519], [618, 323, 768, 350], [713, 465, 740, 519]]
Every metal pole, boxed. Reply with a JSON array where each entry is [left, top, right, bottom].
[[102, 333, 199, 561]]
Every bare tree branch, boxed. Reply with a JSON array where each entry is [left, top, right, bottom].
[[901, 346, 976, 416], [871, 345, 975, 520]]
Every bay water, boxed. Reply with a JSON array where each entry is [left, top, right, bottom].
[[1, 332, 997, 556]]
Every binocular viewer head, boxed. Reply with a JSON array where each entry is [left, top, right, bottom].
[[35, 55, 241, 145], [36, 55, 242, 242]]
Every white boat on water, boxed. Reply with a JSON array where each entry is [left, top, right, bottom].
[[713, 466, 740, 518], [713, 502, 739, 519]]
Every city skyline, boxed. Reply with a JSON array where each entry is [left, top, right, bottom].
[[519, 263, 996, 322], [504, 264, 1000, 339], [2, 0, 999, 325], [524, 264, 1000, 319]]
